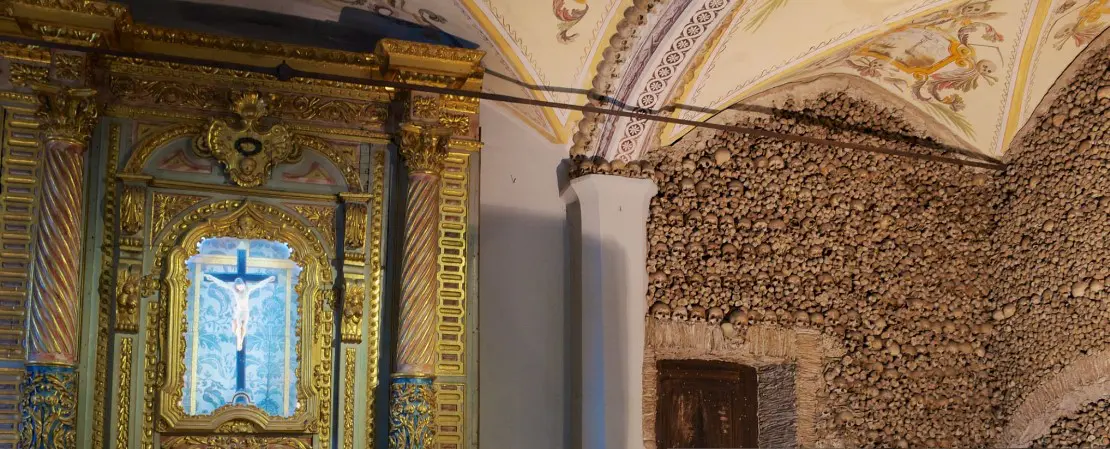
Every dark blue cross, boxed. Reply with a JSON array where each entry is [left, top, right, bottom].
[[205, 243, 273, 406]]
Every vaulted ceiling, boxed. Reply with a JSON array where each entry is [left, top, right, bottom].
[[185, 0, 1110, 160]]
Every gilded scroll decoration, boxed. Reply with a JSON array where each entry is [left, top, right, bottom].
[[290, 204, 337, 251], [31, 83, 98, 145], [17, 365, 77, 449], [341, 281, 365, 344], [115, 337, 133, 449], [120, 185, 145, 235], [388, 376, 436, 449], [9, 63, 49, 86], [399, 124, 448, 175], [195, 91, 301, 187]]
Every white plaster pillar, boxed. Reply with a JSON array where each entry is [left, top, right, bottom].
[[563, 174, 657, 449]]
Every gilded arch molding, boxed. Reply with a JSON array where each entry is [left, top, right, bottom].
[[150, 200, 337, 441]]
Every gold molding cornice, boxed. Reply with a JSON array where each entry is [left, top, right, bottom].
[[0, 2, 485, 91]]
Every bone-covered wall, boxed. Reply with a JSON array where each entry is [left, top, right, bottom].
[[989, 31, 1110, 442], [565, 35, 1110, 446], [630, 91, 1000, 447], [1031, 399, 1110, 447]]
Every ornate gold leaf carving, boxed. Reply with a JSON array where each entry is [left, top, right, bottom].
[[31, 23, 106, 46], [345, 203, 367, 250], [341, 281, 364, 344], [291, 204, 336, 251], [410, 95, 440, 120], [115, 337, 133, 449], [291, 134, 361, 192], [52, 53, 85, 81], [273, 95, 387, 126], [215, 419, 259, 433], [439, 113, 470, 136], [9, 63, 49, 86], [109, 75, 225, 111], [93, 123, 121, 449], [0, 42, 50, 63], [343, 348, 356, 447], [160, 435, 312, 449], [195, 91, 301, 187], [151, 192, 207, 239], [120, 185, 145, 235], [31, 83, 98, 145], [399, 124, 449, 175], [115, 267, 140, 333]]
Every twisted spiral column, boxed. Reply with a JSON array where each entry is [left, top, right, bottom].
[[20, 85, 97, 449], [390, 124, 447, 449], [26, 141, 85, 366], [395, 173, 440, 375]]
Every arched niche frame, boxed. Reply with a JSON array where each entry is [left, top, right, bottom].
[[121, 124, 362, 194], [151, 199, 335, 437]]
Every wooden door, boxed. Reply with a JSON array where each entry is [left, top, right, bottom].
[[656, 360, 758, 449]]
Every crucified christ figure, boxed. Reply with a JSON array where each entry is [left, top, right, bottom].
[[203, 274, 276, 351]]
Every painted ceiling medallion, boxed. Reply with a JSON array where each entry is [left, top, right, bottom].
[[196, 92, 302, 187]]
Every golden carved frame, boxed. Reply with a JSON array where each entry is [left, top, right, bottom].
[[153, 200, 334, 437]]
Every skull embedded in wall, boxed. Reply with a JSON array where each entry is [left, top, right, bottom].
[[689, 304, 707, 323], [649, 301, 671, 320], [671, 305, 689, 321], [728, 309, 749, 326], [707, 306, 725, 325]]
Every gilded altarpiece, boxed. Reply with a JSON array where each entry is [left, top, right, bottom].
[[0, 4, 483, 446], [93, 67, 394, 448]]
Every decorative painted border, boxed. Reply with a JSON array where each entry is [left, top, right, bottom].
[[435, 151, 472, 447]]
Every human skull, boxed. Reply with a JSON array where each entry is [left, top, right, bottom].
[[728, 309, 749, 326], [671, 305, 689, 321], [649, 301, 671, 320], [689, 305, 707, 323], [707, 307, 725, 325]]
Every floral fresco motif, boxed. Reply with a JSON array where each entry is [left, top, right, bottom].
[[554, 0, 589, 43], [810, 1, 1007, 138], [1051, 0, 1109, 49]]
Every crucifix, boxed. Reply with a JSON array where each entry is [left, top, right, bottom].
[[202, 242, 276, 405]]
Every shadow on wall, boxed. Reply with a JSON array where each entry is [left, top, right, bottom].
[[480, 203, 632, 449]]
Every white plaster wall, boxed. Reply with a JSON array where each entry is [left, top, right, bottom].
[[478, 103, 570, 449]]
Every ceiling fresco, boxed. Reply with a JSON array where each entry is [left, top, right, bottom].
[[180, 0, 1109, 159]]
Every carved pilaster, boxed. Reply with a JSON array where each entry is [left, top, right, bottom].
[[22, 85, 97, 449], [389, 125, 448, 449], [18, 365, 77, 449], [388, 376, 436, 449]]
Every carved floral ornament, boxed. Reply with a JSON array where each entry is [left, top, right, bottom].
[[398, 124, 449, 175]]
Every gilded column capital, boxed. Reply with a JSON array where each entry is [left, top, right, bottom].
[[30, 83, 99, 148], [398, 124, 449, 175]]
